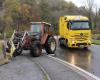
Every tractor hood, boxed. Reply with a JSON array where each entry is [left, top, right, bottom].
[[28, 32, 40, 40]]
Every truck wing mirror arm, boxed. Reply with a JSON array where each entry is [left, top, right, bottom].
[[67, 23, 70, 29]]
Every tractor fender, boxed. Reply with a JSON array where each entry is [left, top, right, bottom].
[[41, 33, 49, 45]]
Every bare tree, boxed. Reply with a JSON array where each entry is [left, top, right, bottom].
[[93, 4, 99, 29], [85, 0, 94, 29]]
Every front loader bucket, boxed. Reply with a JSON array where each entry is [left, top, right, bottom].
[[3, 30, 26, 59]]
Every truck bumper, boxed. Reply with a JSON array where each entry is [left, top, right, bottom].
[[68, 42, 91, 48]]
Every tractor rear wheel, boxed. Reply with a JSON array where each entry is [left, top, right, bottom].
[[30, 41, 42, 57], [45, 37, 56, 54]]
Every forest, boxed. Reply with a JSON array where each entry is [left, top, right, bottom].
[[0, 0, 100, 37]]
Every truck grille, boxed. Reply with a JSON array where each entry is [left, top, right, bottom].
[[74, 35, 88, 41], [76, 43, 87, 46], [75, 37, 88, 41]]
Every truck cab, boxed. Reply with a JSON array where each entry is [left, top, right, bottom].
[[59, 15, 91, 48]]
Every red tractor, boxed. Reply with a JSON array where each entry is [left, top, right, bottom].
[[11, 22, 56, 57]]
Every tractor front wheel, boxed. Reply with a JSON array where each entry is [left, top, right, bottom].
[[13, 46, 23, 57], [30, 41, 42, 57]]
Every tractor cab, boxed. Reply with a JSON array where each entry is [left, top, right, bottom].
[[30, 22, 52, 44], [30, 22, 52, 34]]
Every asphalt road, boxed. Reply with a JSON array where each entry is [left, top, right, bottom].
[[0, 55, 45, 80], [0, 50, 90, 80], [54, 45, 100, 78], [0, 44, 100, 80]]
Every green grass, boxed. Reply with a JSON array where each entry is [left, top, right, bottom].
[[92, 40, 100, 45], [92, 34, 100, 45], [92, 34, 100, 40], [0, 42, 2, 53], [0, 48, 2, 53]]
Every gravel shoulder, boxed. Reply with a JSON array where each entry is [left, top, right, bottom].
[[0, 55, 45, 80]]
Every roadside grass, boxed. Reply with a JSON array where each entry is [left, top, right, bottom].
[[92, 34, 100, 45], [92, 40, 100, 45], [92, 34, 100, 40], [0, 48, 2, 54], [0, 42, 2, 54]]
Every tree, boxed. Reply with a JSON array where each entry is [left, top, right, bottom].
[[39, 0, 51, 22], [0, 16, 5, 33], [0, 0, 4, 7], [85, 0, 94, 29], [93, 5, 99, 29], [3, 0, 21, 30]]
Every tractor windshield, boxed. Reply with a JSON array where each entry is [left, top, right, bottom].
[[70, 21, 90, 30], [31, 24, 42, 33]]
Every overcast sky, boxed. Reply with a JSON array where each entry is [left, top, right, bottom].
[[65, 0, 100, 7]]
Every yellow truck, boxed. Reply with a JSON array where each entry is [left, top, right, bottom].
[[59, 15, 91, 49]]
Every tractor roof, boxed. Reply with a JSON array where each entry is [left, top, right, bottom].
[[30, 22, 51, 26]]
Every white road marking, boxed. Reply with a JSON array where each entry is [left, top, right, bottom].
[[28, 58, 51, 80], [34, 62, 51, 80], [48, 55, 100, 80]]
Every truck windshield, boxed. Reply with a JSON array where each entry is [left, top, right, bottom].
[[31, 24, 42, 33], [70, 21, 90, 30]]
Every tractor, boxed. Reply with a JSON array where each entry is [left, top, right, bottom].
[[7, 22, 56, 57]]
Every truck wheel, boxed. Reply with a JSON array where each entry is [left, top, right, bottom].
[[59, 38, 66, 48], [45, 37, 56, 54], [30, 41, 42, 57], [84, 47, 88, 50], [59, 38, 63, 47]]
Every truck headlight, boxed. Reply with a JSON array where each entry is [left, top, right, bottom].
[[88, 40, 91, 43], [72, 41, 75, 44], [70, 38, 75, 44]]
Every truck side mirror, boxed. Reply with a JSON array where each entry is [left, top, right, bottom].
[[89, 22, 92, 29], [67, 23, 70, 29]]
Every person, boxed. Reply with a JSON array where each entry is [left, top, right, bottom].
[[2, 40, 8, 59], [2, 33, 9, 60]]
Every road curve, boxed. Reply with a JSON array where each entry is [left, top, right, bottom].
[[31, 55, 87, 80], [0, 50, 99, 80], [0, 55, 46, 80]]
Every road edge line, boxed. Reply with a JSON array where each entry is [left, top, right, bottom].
[[48, 55, 100, 80], [34, 61, 51, 80]]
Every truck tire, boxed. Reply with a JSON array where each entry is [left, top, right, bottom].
[[45, 37, 56, 54], [59, 38, 63, 47], [84, 47, 88, 50], [59, 38, 66, 48], [30, 41, 42, 57]]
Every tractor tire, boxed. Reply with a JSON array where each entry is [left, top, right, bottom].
[[13, 43, 23, 57], [30, 41, 42, 57], [13, 47, 23, 57], [45, 37, 56, 54]]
